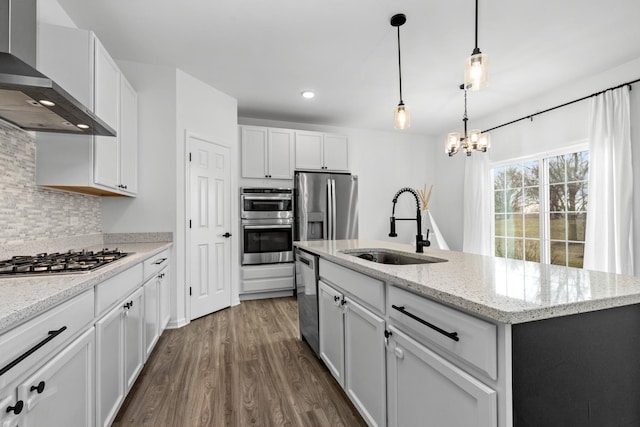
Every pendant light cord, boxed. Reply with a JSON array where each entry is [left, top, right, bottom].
[[397, 25, 404, 104], [474, 0, 479, 50]]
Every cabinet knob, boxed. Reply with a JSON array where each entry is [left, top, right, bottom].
[[6, 400, 23, 415], [333, 295, 340, 302], [30, 381, 46, 394]]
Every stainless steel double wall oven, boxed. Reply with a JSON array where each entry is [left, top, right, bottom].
[[240, 188, 294, 265]]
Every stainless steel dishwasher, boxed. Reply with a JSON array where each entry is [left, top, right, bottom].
[[295, 247, 320, 357]]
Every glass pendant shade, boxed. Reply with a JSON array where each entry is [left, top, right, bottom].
[[469, 129, 481, 150], [464, 51, 489, 91], [478, 132, 491, 151], [394, 103, 410, 129], [445, 132, 460, 155]]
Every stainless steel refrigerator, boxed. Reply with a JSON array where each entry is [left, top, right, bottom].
[[294, 171, 358, 357], [294, 171, 358, 242]]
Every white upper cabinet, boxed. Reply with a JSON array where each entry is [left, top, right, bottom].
[[36, 24, 138, 197], [93, 37, 120, 131], [295, 130, 349, 171], [241, 126, 294, 179]]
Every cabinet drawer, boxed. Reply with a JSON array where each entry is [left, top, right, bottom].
[[0, 290, 94, 389], [95, 263, 143, 316], [143, 249, 170, 280], [241, 264, 294, 280], [319, 259, 384, 314], [241, 277, 294, 293], [388, 285, 497, 379]]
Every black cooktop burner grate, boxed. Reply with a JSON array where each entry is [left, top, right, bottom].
[[0, 249, 131, 276]]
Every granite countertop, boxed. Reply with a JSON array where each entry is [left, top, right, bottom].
[[294, 239, 640, 324], [0, 241, 172, 334]]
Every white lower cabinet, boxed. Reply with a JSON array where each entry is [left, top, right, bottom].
[[318, 280, 386, 427], [143, 274, 160, 359], [96, 287, 144, 427], [386, 325, 497, 427], [18, 328, 95, 427], [318, 281, 345, 386], [159, 266, 171, 330]]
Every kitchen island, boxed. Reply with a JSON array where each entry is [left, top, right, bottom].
[[295, 239, 640, 427]]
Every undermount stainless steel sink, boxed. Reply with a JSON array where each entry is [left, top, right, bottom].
[[341, 249, 447, 265]]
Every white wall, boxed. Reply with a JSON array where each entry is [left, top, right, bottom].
[[100, 64, 238, 327], [238, 118, 436, 245], [176, 69, 239, 316], [431, 57, 640, 269]]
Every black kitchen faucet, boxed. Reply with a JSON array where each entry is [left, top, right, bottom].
[[388, 187, 430, 253]]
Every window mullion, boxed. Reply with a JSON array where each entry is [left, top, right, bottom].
[[540, 158, 550, 264]]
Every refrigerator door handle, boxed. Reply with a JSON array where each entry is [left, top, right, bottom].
[[325, 179, 333, 240], [331, 178, 337, 240]]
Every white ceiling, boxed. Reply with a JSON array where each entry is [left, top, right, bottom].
[[55, 0, 640, 136]]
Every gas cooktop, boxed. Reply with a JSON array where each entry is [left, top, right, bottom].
[[0, 248, 131, 277]]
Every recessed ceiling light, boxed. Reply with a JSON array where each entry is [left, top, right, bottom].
[[76, 124, 90, 129], [301, 90, 315, 99], [39, 100, 55, 107]]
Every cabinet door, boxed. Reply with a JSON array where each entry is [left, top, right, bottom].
[[241, 126, 268, 178], [0, 390, 22, 427], [159, 267, 171, 330], [318, 281, 345, 387], [344, 297, 386, 427], [94, 36, 120, 130], [323, 134, 349, 171], [19, 328, 94, 427], [124, 288, 144, 391], [119, 76, 138, 194], [95, 303, 124, 427], [93, 36, 121, 190], [267, 128, 294, 179], [295, 131, 324, 170], [387, 326, 497, 427], [143, 277, 160, 359]]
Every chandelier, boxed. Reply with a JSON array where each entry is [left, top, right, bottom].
[[445, 86, 490, 156]]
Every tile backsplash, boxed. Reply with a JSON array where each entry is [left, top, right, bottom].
[[0, 122, 101, 245]]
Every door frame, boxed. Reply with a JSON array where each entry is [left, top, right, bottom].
[[184, 131, 240, 323]]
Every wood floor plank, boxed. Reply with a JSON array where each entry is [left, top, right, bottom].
[[112, 297, 367, 427]]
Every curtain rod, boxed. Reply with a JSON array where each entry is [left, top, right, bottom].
[[482, 77, 640, 134]]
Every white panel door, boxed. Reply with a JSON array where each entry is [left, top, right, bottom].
[[189, 136, 232, 320], [124, 288, 144, 392]]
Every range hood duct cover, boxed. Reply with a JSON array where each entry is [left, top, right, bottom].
[[0, 0, 115, 136]]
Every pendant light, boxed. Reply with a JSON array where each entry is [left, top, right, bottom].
[[464, 0, 489, 91], [445, 85, 490, 156], [391, 13, 410, 129]]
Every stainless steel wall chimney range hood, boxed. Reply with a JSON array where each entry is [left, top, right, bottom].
[[0, 0, 115, 136]]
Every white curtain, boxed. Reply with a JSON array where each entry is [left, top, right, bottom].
[[583, 86, 634, 275], [462, 154, 491, 255]]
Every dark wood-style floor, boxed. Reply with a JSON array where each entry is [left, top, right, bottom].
[[113, 297, 367, 427]]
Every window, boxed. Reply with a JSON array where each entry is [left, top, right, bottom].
[[492, 149, 588, 268]]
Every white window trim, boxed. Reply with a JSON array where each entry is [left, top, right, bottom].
[[489, 139, 589, 264]]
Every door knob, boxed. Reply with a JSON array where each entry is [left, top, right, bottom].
[[222, 232, 232, 238]]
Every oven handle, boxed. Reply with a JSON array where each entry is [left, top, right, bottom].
[[243, 224, 293, 230], [242, 195, 292, 201]]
